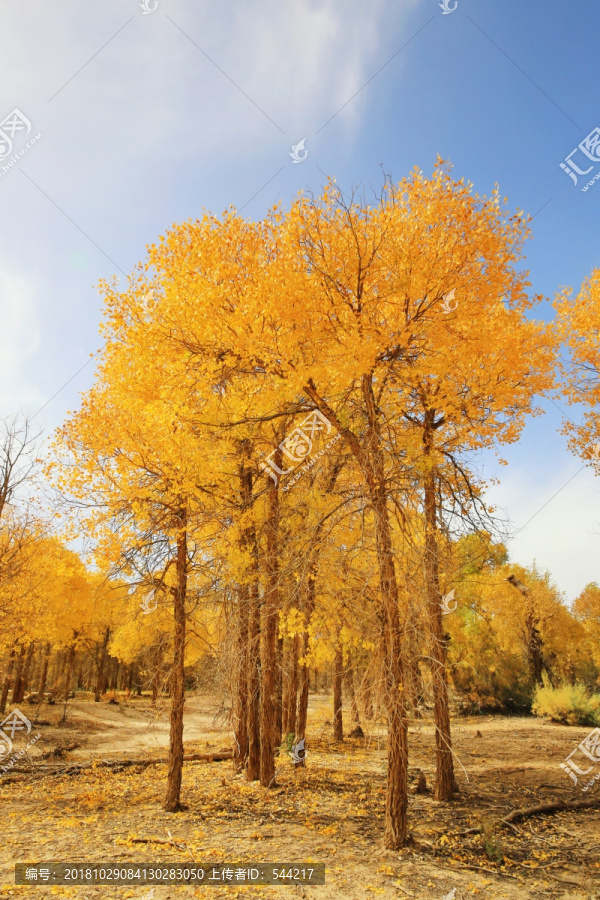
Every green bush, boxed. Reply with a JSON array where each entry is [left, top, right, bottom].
[[532, 677, 600, 726]]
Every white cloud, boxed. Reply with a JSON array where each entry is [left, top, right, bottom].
[[486, 458, 600, 604]]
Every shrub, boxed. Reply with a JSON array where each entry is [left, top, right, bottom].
[[532, 677, 600, 726], [481, 820, 504, 864]]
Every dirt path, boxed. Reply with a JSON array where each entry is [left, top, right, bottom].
[[1, 697, 599, 899], [59, 696, 231, 758]]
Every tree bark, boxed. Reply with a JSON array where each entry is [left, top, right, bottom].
[[233, 452, 253, 774], [363, 667, 374, 721], [506, 576, 544, 686], [110, 660, 120, 692], [37, 643, 51, 703], [233, 585, 249, 773], [423, 424, 456, 800], [63, 643, 76, 703], [0, 650, 16, 714], [345, 659, 361, 728], [284, 634, 299, 738], [11, 644, 26, 704], [333, 641, 343, 741], [274, 634, 284, 748], [151, 640, 164, 705], [14, 641, 34, 703], [95, 627, 111, 701], [259, 448, 281, 788], [244, 465, 261, 782], [304, 375, 410, 848], [163, 507, 187, 812]]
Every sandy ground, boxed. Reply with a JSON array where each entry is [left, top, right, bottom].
[[0, 693, 599, 900]]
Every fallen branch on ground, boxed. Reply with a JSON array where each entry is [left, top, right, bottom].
[[1, 749, 233, 778], [454, 797, 600, 836], [130, 837, 186, 850]]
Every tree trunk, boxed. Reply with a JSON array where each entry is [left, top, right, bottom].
[[151, 641, 164, 705], [163, 508, 187, 812], [506, 576, 544, 686], [424, 421, 456, 801], [284, 634, 299, 737], [14, 641, 35, 703], [345, 659, 361, 728], [0, 650, 16, 714], [233, 585, 249, 773], [259, 450, 281, 788], [296, 560, 318, 768], [304, 375, 410, 848], [110, 660, 120, 691], [244, 467, 262, 782], [37, 643, 51, 703], [233, 457, 251, 773], [333, 641, 343, 741], [63, 643, 76, 703], [274, 635, 284, 748], [11, 644, 26, 703], [95, 627, 110, 701], [363, 668, 374, 721]]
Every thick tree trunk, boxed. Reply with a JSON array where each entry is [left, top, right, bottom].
[[0, 650, 16, 714], [333, 641, 343, 741], [259, 451, 281, 788], [163, 508, 187, 812], [369, 476, 409, 847], [424, 435, 456, 801]]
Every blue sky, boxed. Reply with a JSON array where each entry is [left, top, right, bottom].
[[1, 0, 599, 601]]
